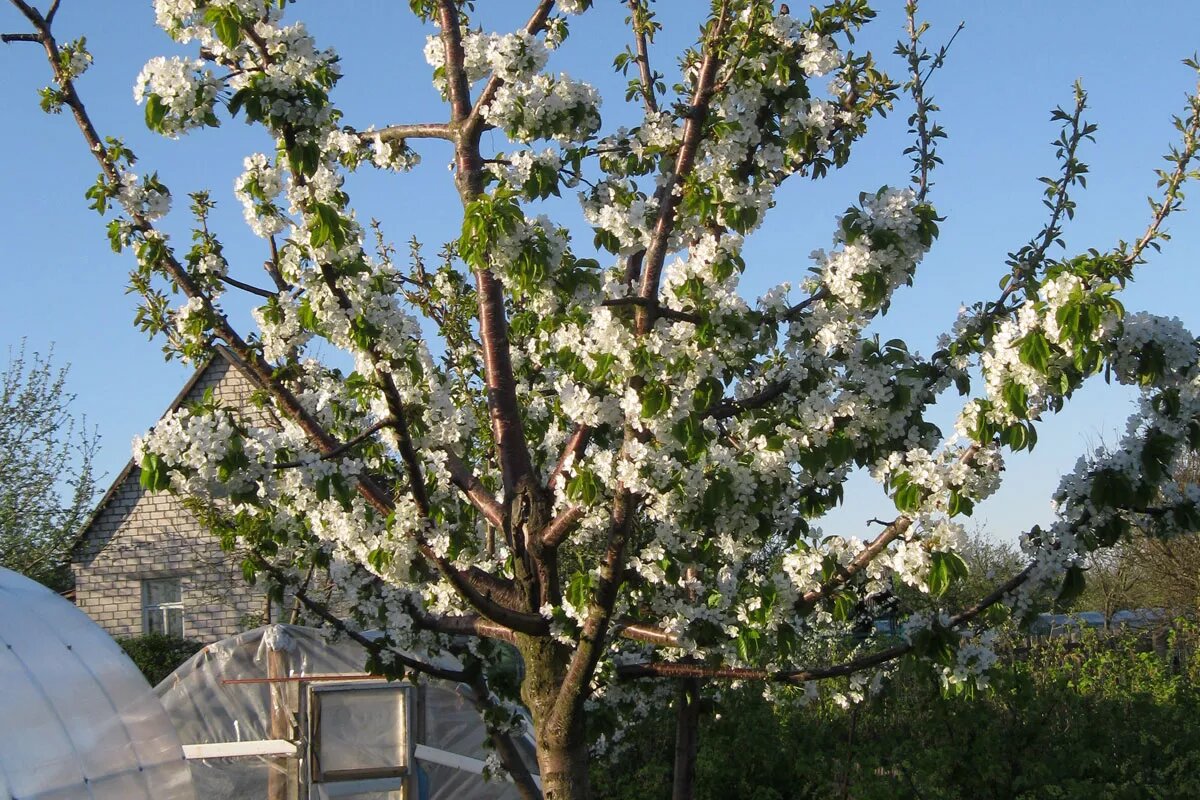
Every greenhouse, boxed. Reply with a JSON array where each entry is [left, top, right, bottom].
[[156, 624, 539, 800], [0, 567, 194, 800]]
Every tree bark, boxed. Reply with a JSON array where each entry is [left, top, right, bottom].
[[520, 634, 592, 800]]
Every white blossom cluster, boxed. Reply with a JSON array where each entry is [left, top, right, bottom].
[[134, 56, 221, 137], [763, 16, 842, 79], [233, 153, 287, 238], [117, 172, 171, 220], [370, 135, 421, 172], [1007, 312, 1200, 616], [483, 73, 602, 145], [59, 38, 93, 80], [490, 148, 563, 189], [423, 28, 550, 90]]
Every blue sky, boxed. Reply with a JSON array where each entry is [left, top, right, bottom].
[[1, 2, 1198, 545]]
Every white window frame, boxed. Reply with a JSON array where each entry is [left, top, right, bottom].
[[141, 577, 185, 637]]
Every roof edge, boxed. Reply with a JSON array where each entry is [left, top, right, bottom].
[[72, 348, 249, 559]]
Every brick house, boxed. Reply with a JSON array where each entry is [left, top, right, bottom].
[[71, 348, 274, 641]]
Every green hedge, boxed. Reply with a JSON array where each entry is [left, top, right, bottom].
[[115, 633, 205, 686], [594, 627, 1200, 800]]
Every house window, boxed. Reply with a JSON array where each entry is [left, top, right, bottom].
[[142, 578, 184, 637]]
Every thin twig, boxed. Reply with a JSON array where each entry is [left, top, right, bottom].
[[628, 0, 659, 115], [273, 417, 396, 469], [219, 273, 276, 298]]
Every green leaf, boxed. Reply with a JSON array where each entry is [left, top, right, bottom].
[[297, 297, 321, 333], [736, 629, 760, 662], [590, 353, 616, 382], [831, 592, 857, 622], [139, 452, 171, 492], [672, 416, 712, 461], [367, 547, 391, 572], [639, 382, 671, 419], [947, 491, 974, 518], [1057, 564, 1086, 605], [566, 571, 593, 611], [1002, 381, 1029, 418], [566, 470, 600, 505], [593, 228, 621, 254], [893, 481, 924, 513], [206, 6, 243, 49], [692, 377, 722, 412], [144, 94, 167, 131], [1018, 330, 1052, 373], [928, 551, 968, 596]]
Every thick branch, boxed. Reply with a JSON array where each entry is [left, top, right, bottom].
[[547, 423, 591, 491], [783, 286, 830, 321], [436, 1, 474, 124], [444, 447, 506, 529], [436, 3, 539, 499], [359, 122, 454, 142], [541, 505, 583, 548], [800, 516, 913, 606], [410, 604, 521, 646], [614, 620, 679, 647], [618, 565, 1036, 683], [634, 2, 730, 335], [704, 380, 789, 420], [549, 485, 634, 732], [475, 271, 536, 496]]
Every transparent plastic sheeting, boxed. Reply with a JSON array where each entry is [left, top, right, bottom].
[[157, 624, 537, 800], [0, 567, 195, 800]]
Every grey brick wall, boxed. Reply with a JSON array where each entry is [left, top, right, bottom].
[[73, 355, 274, 642]]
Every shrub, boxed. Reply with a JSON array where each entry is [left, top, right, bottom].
[[595, 626, 1200, 799], [116, 633, 205, 686]]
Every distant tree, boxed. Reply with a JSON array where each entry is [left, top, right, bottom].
[[1076, 453, 1200, 621], [894, 529, 1029, 621], [1075, 545, 1143, 624], [1121, 535, 1200, 618], [0, 342, 99, 591]]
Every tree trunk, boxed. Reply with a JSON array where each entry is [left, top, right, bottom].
[[535, 737, 592, 800], [519, 634, 593, 800]]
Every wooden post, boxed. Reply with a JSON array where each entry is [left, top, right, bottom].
[[267, 645, 291, 800], [671, 677, 700, 800]]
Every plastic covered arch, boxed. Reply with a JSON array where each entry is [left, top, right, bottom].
[[0, 567, 195, 800]]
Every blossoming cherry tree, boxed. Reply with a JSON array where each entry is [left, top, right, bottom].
[[4, 1, 1200, 798]]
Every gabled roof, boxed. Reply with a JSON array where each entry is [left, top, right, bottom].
[[72, 347, 251, 560]]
